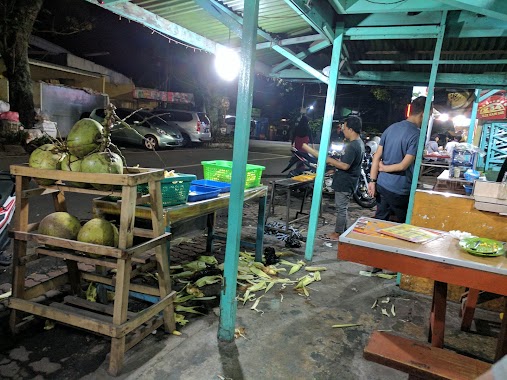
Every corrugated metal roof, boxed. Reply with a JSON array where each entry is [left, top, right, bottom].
[[92, 1, 507, 86]]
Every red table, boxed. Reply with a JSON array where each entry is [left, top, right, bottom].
[[338, 218, 507, 361]]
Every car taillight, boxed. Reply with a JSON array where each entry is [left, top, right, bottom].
[[196, 121, 201, 132]]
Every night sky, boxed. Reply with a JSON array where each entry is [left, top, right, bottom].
[[32, 0, 408, 129]]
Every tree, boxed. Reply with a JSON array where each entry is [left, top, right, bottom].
[[0, 0, 44, 129]]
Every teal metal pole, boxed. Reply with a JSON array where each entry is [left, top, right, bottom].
[[304, 26, 343, 261], [218, 0, 260, 341], [468, 89, 481, 144], [402, 11, 447, 284]]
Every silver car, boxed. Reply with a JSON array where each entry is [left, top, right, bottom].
[[152, 109, 212, 146], [89, 108, 183, 150]]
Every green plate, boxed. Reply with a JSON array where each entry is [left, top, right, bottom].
[[459, 237, 505, 257]]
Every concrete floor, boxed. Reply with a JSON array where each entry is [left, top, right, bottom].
[[82, 198, 498, 380], [1, 176, 499, 380]]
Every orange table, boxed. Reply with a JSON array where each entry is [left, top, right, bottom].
[[338, 217, 507, 361]]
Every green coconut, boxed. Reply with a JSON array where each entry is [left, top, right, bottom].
[[80, 151, 123, 191], [61, 153, 88, 188], [77, 218, 119, 258], [38, 212, 81, 249], [67, 118, 104, 158], [28, 144, 64, 185]]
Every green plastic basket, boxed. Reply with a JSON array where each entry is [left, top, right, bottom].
[[201, 160, 265, 189], [138, 173, 196, 207]]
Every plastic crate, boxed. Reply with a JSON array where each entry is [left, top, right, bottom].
[[191, 179, 231, 193], [138, 173, 196, 207], [187, 185, 221, 202], [201, 160, 265, 189]]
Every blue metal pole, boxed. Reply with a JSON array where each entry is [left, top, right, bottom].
[[304, 25, 343, 261], [468, 89, 481, 144], [406, 11, 447, 225], [402, 11, 447, 285], [218, 0, 260, 342]]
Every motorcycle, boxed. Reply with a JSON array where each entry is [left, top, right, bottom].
[[0, 171, 15, 266], [282, 142, 377, 209]]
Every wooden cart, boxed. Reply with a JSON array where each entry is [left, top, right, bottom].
[[8, 164, 175, 376]]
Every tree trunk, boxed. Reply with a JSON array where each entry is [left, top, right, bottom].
[[0, 0, 44, 129]]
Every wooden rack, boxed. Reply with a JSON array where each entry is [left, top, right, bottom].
[[8, 164, 175, 376]]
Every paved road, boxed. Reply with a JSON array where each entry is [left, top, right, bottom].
[[0, 140, 293, 221]]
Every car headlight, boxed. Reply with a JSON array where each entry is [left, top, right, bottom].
[[155, 128, 167, 135]]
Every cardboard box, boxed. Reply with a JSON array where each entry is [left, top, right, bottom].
[[473, 180, 502, 198]]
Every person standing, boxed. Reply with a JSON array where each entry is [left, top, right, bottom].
[[367, 96, 428, 222], [292, 109, 313, 151], [303, 115, 364, 241]]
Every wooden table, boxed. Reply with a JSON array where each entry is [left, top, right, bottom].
[[93, 186, 268, 262], [338, 217, 507, 361], [420, 159, 448, 176], [433, 169, 473, 195]]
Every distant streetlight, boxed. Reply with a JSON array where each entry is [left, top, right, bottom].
[[215, 47, 240, 81], [308, 105, 314, 110]]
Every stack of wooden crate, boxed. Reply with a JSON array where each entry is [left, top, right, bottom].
[[8, 164, 175, 376]]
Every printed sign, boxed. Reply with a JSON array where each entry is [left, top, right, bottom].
[[133, 87, 194, 104], [478, 95, 507, 120]]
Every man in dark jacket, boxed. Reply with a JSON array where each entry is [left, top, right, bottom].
[[303, 115, 364, 241]]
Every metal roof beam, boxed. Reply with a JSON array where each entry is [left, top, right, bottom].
[[197, 0, 273, 42], [100, 0, 130, 4], [271, 45, 329, 84], [193, 0, 243, 38], [351, 59, 507, 65], [270, 39, 331, 74], [272, 69, 507, 88], [84, 0, 222, 54], [255, 34, 325, 50], [335, 0, 455, 14], [282, 0, 336, 41], [345, 25, 440, 40], [437, 0, 507, 22]]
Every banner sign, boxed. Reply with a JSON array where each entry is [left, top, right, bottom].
[[133, 87, 194, 104], [478, 94, 507, 120]]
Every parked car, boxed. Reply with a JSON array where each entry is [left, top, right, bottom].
[[89, 108, 183, 150], [152, 109, 212, 146], [224, 115, 256, 136]]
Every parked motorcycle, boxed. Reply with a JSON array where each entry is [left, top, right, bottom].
[[282, 142, 377, 209], [0, 171, 15, 266]]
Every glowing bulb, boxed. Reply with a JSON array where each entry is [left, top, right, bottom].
[[437, 113, 449, 121], [452, 115, 470, 126], [215, 47, 241, 81]]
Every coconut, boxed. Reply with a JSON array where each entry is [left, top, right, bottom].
[[77, 218, 119, 257], [61, 153, 88, 188], [80, 151, 123, 191], [38, 212, 81, 245], [67, 118, 104, 158], [28, 144, 64, 185]]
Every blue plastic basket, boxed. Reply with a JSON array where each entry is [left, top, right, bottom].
[[187, 185, 220, 202], [138, 173, 196, 207], [191, 179, 231, 193]]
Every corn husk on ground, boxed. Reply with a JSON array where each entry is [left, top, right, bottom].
[[169, 252, 327, 328]]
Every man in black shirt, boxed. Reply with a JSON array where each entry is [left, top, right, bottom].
[[303, 115, 365, 241]]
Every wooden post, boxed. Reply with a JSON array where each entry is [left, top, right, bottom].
[[428, 281, 447, 348], [9, 175, 30, 333]]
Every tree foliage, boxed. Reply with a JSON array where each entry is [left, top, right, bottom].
[[0, 0, 44, 128]]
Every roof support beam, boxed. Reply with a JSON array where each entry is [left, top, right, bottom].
[[345, 26, 439, 40], [85, 0, 221, 54], [255, 34, 325, 50], [193, 0, 243, 38], [437, 0, 507, 22], [272, 69, 507, 88], [335, 0, 454, 14], [351, 59, 507, 65], [271, 45, 329, 84], [271, 39, 331, 74], [282, 0, 336, 41]]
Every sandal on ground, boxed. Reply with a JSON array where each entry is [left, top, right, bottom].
[[318, 234, 340, 242]]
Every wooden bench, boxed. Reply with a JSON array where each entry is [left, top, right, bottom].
[[364, 331, 491, 380]]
